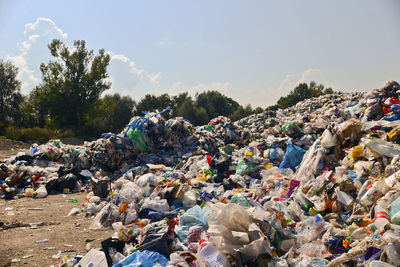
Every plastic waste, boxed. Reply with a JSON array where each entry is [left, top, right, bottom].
[[112, 250, 168, 267], [197, 244, 230, 267], [279, 141, 306, 172], [34, 186, 48, 198], [389, 195, 400, 225]]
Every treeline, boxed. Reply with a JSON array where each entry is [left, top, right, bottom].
[[134, 91, 264, 126], [270, 82, 335, 111], [0, 39, 263, 142], [0, 39, 336, 142]]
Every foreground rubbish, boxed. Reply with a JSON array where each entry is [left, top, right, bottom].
[[1, 81, 400, 266]]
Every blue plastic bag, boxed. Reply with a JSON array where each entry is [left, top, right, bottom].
[[112, 250, 168, 267], [384, 112, 400, 121], [175, 205, 210, 244], [279, 141, 306, 172]]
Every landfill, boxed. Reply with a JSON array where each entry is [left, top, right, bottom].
[[1, 80, 400, 266]]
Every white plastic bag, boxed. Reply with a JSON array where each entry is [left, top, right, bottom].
[[34, 186, 48, 198]]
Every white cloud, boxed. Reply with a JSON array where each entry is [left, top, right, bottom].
[[277, 74, 295, 94], [276, 68, 323, 96], [6, 17, 161, 97], [297, 68, 321, 84], [107, 53, 161, 97], [24, 17, 67, 39], [170, 81, 184, 92], [6, 17, 68, 94]]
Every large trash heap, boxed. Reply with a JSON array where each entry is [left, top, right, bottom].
[[2, 81, 400, 266]]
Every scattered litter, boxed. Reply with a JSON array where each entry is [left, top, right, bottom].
[[2, 81, 400, 266]]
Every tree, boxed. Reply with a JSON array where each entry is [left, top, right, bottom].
[[176, 98, 209, 126], [195, 90, 240, 120], [171, 92, 190, 117], [276, 81, 334, 109], [0, 60, 23, 132], [34, 39, 111, 130], [102, 94, 136, 132], [82, 93, 135, 137], [134, 94, 172, 118]]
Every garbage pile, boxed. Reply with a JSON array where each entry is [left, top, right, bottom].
[[2, 80, 400, 266]]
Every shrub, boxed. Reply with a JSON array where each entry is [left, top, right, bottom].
[[5, 126, 56, 144]]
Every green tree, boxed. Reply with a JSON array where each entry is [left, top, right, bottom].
[[276, 81, 334, 109], [195, 90, 240, 120], [14, 96, 37, 128], [83, 94, 136, 137], [171, 92, 190, 117], [34, 39, 111, 130], [176, 98, 209, 126], [102, 94, 136, 132], [0, 59, 23, 133], [135, 94, 172, 117]]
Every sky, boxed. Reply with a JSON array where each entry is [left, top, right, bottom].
[[0, 0, 399, 108]]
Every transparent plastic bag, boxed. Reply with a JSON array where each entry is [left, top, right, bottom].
[[89, 203, 120, 230]]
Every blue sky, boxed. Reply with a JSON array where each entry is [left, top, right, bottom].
[[0, 0, 399, 107]]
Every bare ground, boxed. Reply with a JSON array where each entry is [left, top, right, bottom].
[[0, 141, 113, 267], [0, 193, 113, 267], [0, 140, 31, 161]]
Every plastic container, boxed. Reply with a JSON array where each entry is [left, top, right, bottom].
[[374, 203, 391, 232], [360, 180, 389, 206], [197, 244, 229, 267]]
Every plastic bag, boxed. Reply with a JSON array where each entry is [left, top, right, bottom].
[[112, 250, 168, 267], [128, 128, 147, 152], [230, 193, 251, 208], [320, 128, 338, 148], [182, 190, 197, 208], [119, 182, 141, 203], [335, 188, 354, 206], [294, 139, 325, 182], [136, 222, 170, 255], [390, 196, 400, 225], [279, 141, 306, 172], [365, 138, 400, 158], [175, 205, 210, 244], [34, 186, 48, 198], [89, 203, 120, 230], [210, 203, 252, 232], [141, 198, 170, 213], [281, 121, 303, 136], [235, 159, 255, 175]]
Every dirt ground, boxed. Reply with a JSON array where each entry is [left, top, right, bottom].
[[0, 140, 31, 161], [0, 140, 113, 267], [0, 193, 113, 267]]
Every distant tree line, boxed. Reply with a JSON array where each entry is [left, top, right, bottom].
[[268, 81, 335, 111], [0, 39, 265, 141], [0, 39, 337, 142]]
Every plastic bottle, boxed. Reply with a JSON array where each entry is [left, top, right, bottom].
[[360, 180, 389, 206], [374, 203, 391, 233], [386, 243, 400, 266]]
